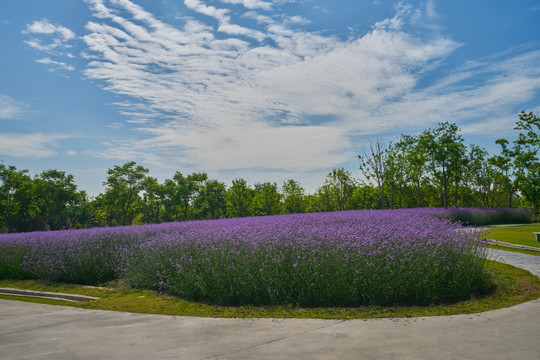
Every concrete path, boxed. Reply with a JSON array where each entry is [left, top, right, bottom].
[[1, 250, 539, 360]]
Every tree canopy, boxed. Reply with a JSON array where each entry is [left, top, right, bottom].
[[1, 111, 538, 232]]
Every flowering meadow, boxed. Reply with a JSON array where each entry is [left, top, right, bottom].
[[0, 209, 492, 307]]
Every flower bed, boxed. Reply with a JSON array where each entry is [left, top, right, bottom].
[[0, 210, 492, 307]]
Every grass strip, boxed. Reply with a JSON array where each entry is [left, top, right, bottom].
[[1, 260, 539, 319], [484, 224, 540, 248]]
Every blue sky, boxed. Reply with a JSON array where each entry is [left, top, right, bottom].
[[1, 0, 539, 196]]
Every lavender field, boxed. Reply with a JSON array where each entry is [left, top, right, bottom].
[[0, 209, 493, 307]]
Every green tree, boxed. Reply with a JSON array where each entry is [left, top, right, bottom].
[[348, 184, 378, 210], [383, 143, 410, 209], [420, 122, 466, 208], [165, 172, 208, 221], [312, 184, 337, 212], [0, 164, 37, 232], [281, 179, 306, 214], [141, 176, 164, 223], [489, 139, 518, 208], [33, 169, 86, 230], [396, 135, 429, 207], [251, 182, 282, 216], [197, 179, 227, 219], [102, 161, 149, 226], [323, 168, 356, 211], [359, 139, 388, 209], [466, 145, 497, 208], [514, 111, 540, 215], [226, 178, 254, 218]]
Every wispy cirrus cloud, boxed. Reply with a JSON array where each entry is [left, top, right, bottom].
[[25, 19, 74, 39], [220, 0, 274, 11], [23, 19, 75, 51], [0, 133, 66, 159], [75, 0, 540, 178], [0, 94, 27, 120], [36, 57, 75, 72], [23, 18, 77, 72], [24, 0, 540, 183]]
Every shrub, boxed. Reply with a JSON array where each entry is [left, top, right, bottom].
[[443, 207, 533, 226]]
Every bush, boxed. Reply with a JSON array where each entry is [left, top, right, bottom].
[[444, 207, 533, 226]]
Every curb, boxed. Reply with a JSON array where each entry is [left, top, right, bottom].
[[0, 288, 100, 302], [486, 239, 540, 252]]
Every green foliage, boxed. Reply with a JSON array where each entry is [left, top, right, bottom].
[[0, 165, 88, 232], [197, 179, 227, 220], [420, 122, 466, 208], [251, 182, 282, 216], [226, 178, 254, 218], [163, 172, 208, 221], [358, 139, 388, 208], [102, 161, 149, 226], [513, 111, 540, 216], [323, 168, 356, 211], [281, 179, 306, 214], [1, 111, 539, 229], [0, 165, 37, 232]]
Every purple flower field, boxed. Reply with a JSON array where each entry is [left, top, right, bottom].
[[0, 209, 493, 307]]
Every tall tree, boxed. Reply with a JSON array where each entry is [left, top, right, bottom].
[[396, 135, 429, 207], [197, 179, 227, 220], [466, 145, 497, 208], [166, 172, 208, 221], [141, 176, 164, 223], [383, 143, 409, 209], [312, 184, 337, 212], [514, 111, 540, 215], [226, 178, 254, 218], [358, 139, 388, 209], [420, 122, 466, 208], [34, 169, 85, 230], [323, 168, 356, 211], [489, 139, 518, 208], [0, 164, 37, 232], [281, 179, 306, 214], [251, 182, 282, 216], [102, 161, 149, 226]]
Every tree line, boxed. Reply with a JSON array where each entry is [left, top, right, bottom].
[[1, 111, 538, 233]]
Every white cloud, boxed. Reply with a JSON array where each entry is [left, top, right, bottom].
[[0, 133, 65, 159], [23, 19, 76, 72], [36, 57, 75, 71], [184, 0, 265, 40], [23, 19, 75, 51], [220, 0, 273, 11], [25, 19, 75, 40], [77, 0, 540, 181], [0, 95, 26, 120]]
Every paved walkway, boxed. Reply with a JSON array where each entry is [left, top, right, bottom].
[[1, 250, 539, 360]]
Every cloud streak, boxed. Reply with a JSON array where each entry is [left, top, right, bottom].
[[24, 0, 540, 181], [23, 18, 77, 73], [23, 19, 75, 51], [0, 94, 27, 120], [0, 133, 66, 159], [36, 57, 75, 71]]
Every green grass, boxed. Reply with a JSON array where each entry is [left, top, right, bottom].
[[484, 224, 540, 248], [2, 260, 539, 319]]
